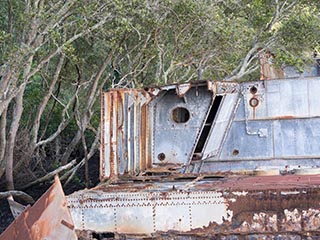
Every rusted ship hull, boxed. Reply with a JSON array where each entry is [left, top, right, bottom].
[[3, 66, 320, 239], [70, 74, 320, 238]]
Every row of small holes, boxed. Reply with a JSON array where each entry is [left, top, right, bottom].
[[71, 200, 225, 210]]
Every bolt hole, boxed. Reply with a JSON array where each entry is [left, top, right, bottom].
[[233, 149, 239, 156], [250, 86, 258, 94], [158, 153, 166, 161]]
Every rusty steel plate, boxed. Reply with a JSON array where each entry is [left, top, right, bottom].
[[0, 176, 77, 240], [67, 174, 320, 237]]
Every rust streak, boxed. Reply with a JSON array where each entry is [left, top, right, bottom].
[[100, 92, 106, 181], [109, 92, 115, 178], [272, 115, 295, 119], [61, 219, 75, 230], [140, 103, 147, 171]]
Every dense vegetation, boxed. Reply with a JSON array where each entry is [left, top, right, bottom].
[[0, 0, 319, 194]]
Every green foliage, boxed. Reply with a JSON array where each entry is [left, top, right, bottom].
[[1, 0, 320, 185], [270, 4, 320, 68], [22, 74, 44, 123]]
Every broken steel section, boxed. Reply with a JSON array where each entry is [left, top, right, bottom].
[[67, 174, 320, 237], [0, 176, 77, 240], [259, 51, 284, 80], [100, 89, 151, 180], [101, 77, 320, 179], [100, 81, 240, 180]]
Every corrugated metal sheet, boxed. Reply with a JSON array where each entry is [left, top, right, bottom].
[[100, 90, 151, 180]]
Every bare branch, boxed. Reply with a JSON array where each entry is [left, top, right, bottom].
[[30, 54, 66, 146], [20, 159, 77, 190], [0, 191, 34, 204], [61, 124, 100, 186], [59, 52, 112, 164], [36, 88, 79, 147], [26, 14, 113, 81], [265, 0, 298, 32], [0, 108, 7, 178]]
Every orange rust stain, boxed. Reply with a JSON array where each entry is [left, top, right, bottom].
[[140, 104, 147, 171], [109, 92, 115, 178], [100, 92, 110, 181], [273, 115, 295, 119], [0, 176, 76, 240]]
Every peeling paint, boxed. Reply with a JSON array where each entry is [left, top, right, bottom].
[[5, 73, 320, 238], [65, 174, 320, 237], [231, 191, 248, 196]]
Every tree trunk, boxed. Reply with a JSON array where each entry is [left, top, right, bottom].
[[29, 54, 65, 150], [5, 87, 25, 190], [60, 130, 82, 165], [60, 53, 112, 164], [0, 107, 7, 178]]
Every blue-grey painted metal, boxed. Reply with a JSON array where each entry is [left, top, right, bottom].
[[69, 74, 320, 238], [101, 77, 320, 179], [152, 87, 212, 165], [199, 77, 320, 173], [201, 93, 239, 160], [67, 175, 320, 236]]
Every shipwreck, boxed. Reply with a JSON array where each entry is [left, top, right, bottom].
[[2, 57, 320, 239]]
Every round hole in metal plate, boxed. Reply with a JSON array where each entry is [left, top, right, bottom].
[[233, 149, 239, 156], [250, 86, 258, 94], [172, 107, 190, 123], [158, 152, 166, 161], [249, 97, 259, 107]]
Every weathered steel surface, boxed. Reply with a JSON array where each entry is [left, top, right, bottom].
[[100, 89, 151, 180], [4, 67, 320, 239], [201, 93, 239, 160], [152, 86, 212, 165], [101, 77, 320, 179], [206, 77, 320, 172], [0, 176, 77, 240], [80, 72, 320, 238], [100, 81, 245, 179], [67, 174, 320, 237]]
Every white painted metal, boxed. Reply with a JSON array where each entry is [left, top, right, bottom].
[[67, 189, 230, 234]]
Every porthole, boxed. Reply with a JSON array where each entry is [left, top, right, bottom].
[[172, 107, 190, 123]]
